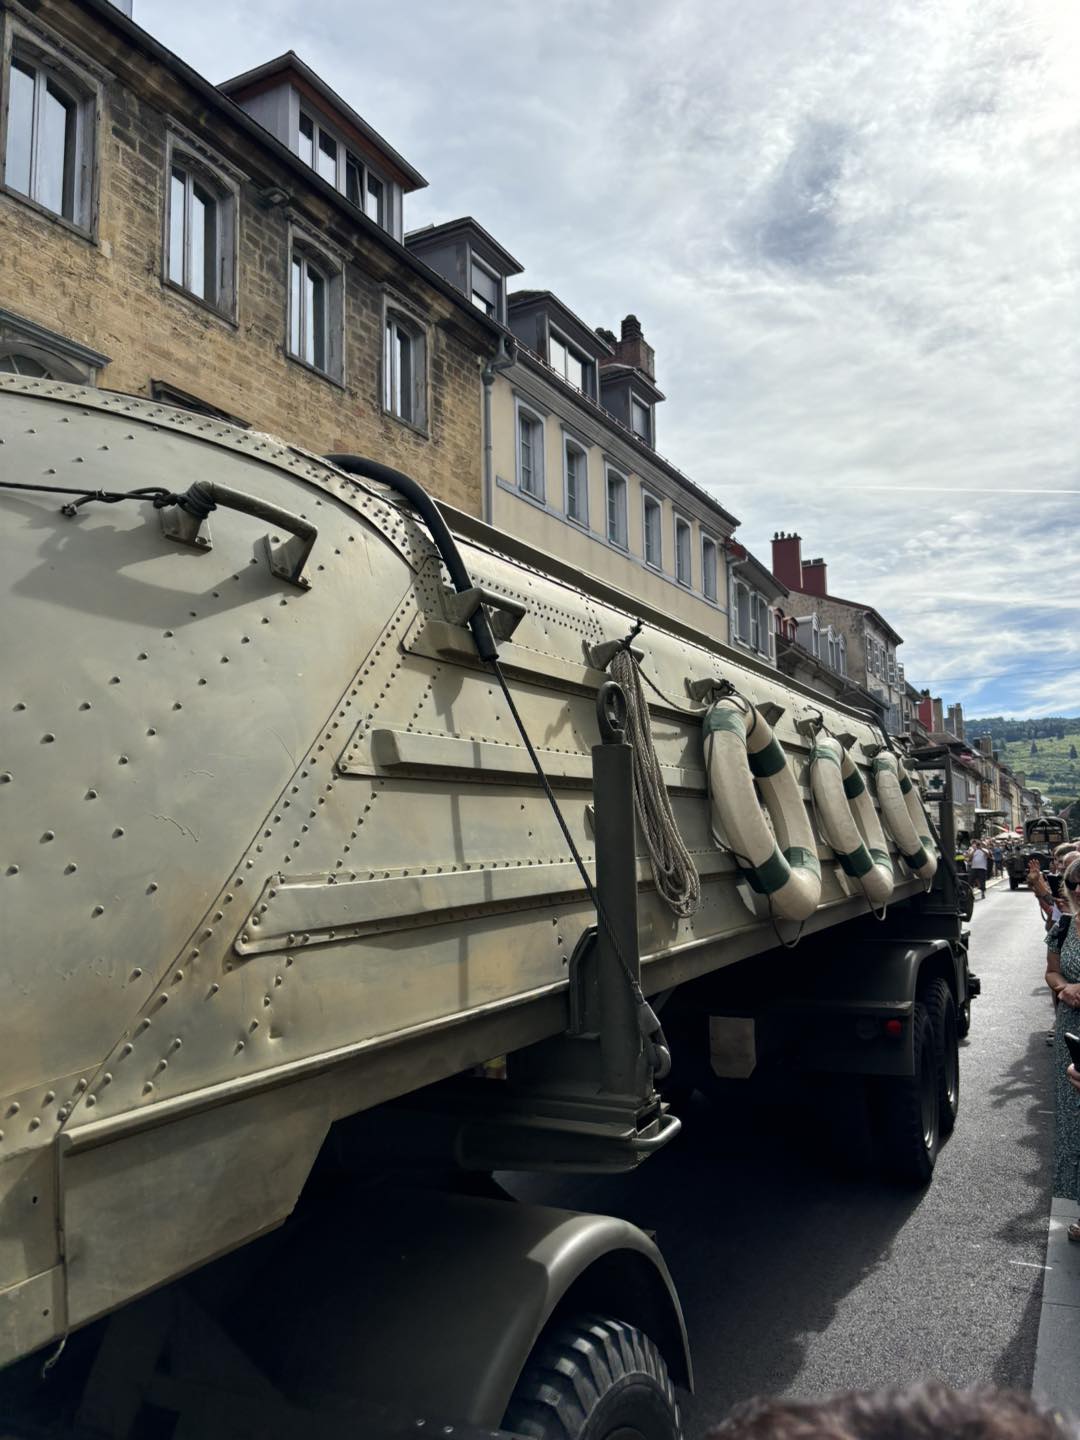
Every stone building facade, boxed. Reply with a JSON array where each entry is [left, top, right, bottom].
[[407, 214, 745, 644], [0, 0, 499, 514], [771, 532, 905, 733]]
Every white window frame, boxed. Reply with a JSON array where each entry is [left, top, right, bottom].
[[287, 226, 345, 384], [163, 135, 238, 319], [674, 514, 692, 588], [345, 147, 387, 229], [548, 325, 593, 396], [515, 401, 545, 501], [701, 533, 719, 603], [605, 466, 628, 550], [384, 305, 428, 430], [2, 29, 98, 233], [296, 105, 391, 234], [642, 490, 663, 571], [733, 581, 751, 645], [563, 436, 588, 526]]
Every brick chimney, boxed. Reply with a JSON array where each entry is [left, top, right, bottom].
[[977, 735, 993, 756], [771, 531, 804, 590], [917, 691, 934, 730], [606, 314, 655, 380], [932, 697, 944, 732], [946, 703, 965, 740], [801, 557, 828, 597]]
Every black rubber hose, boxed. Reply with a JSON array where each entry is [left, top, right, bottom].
[[325, 451, 670, 1078], [325, 453, 497, 662]]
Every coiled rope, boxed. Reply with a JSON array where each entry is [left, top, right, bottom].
[[609, 646, 701, 918]]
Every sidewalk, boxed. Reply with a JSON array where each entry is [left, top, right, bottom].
[[1033, 1200, 1080, 1417]]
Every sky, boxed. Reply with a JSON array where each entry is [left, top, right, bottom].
[[140, 0, 1080, 719]]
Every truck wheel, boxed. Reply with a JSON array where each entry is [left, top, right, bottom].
[[923, 977, 960, 1134], [503, 1314, 681, 1440], [1009, 877, 1019, 890], [956, 998, 971, 1040], [877, 1002, 939, 1186]]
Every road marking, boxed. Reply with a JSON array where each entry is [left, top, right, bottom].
[[1010, 1260, 1052, 1269]]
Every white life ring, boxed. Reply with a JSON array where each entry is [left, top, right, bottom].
[[872, 752, 937, 882], [838, 744, 896, 901], [704, 697, 822, 922], [899, 758, 939, 862], [809, 734, 893, 907]]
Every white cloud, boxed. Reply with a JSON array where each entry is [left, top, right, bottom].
[[140, 0, 1080, 716]]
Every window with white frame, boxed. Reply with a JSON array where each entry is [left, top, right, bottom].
[[731, 583, 747, 642], [516, 405, 544, 500], [4, 47, 94, 228], [643, 492, 662, 569], [606, 469, 628, 549], [675, 516, 692, 587], [288, 238, 343, 381], [564, 438, 587, 525], [384, 310, 426, 427], [297, 108, 391, 233], [812, 615, 821, 658], [549, 331, 591, 394], [345, 150, 386, 227], [470, 256, 500, 318], [166, 155, 234, 313], [631, 396, 652, 444], [702, 534, 719, 603], [838, 635, 847, 676]]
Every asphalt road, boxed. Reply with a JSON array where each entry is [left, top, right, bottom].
[[509, 880, 1057, 1433]]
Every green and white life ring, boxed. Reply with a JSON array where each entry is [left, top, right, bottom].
[[809, 733, 893, 907], [704, 696, 822, 922], [872, 752, 937, 882]]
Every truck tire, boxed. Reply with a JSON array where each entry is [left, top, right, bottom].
[[876, 1001, 939, 1186], [957, 997, 971, 1040], [923, 977, 960, 1134], [1009, 876, 1019, 890], [502, 1314, 681, 1440]]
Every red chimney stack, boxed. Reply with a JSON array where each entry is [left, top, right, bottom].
[[771, 531, 803, 590], [801, 557, 828, 596]]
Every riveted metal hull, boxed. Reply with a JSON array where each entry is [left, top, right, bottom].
[[0, 376, 921, 1363]]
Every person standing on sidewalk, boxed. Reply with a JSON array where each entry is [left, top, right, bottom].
[[968, 841, 989, 898], [992, 841, 1004, 879], [1045, 855, 1080, 1241]]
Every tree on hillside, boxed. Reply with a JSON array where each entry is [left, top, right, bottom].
[[1071, 745, 1078, 760], [1031, 741, 1038, 755]]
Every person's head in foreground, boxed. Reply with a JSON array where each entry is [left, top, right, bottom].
[[708, 1380, 1075, 1439]]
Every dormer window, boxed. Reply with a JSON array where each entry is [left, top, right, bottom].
[[346, 152, 384, 226], [296, 109, 389, 232], [549, 331, 592, 395], [631, 397, 652, 444], [470, 256, 500, 318]]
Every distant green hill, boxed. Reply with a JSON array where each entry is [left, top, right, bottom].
[[991, 731, 1080, 810], [967, 715, 1080, 745]]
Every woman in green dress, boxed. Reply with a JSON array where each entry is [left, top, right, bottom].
[[1046, 856, 1080, 1240]]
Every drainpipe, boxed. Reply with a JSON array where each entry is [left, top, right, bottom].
[[481, 334, 517, 525]]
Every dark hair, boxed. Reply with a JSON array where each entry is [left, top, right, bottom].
[[708, 1381, 1075, 1440]]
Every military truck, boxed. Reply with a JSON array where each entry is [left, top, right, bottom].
[[1006, 816, 1070, 889], [0, 378, 976, 1439]]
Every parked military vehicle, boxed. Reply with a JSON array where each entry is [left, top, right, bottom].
[[1006, 816, 1070, 889], [0, 378, 976, 1439]]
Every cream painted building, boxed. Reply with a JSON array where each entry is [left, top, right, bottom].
[[407, 219, 742, 646]]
